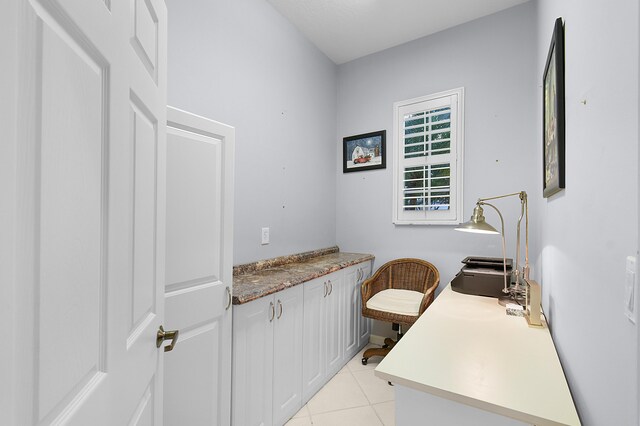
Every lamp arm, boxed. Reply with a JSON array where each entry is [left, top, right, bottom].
[[477, 201, 510, 294], [523, 192, 530, 280], [477, 191, 523, 203], [478, 191, 530, 287], [515, 198, 524, 290]]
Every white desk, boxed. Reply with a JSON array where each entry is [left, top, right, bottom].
[[374, 285, 580, 426]]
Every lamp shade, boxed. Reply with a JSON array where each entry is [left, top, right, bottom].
[[454, 204, 500, 234]]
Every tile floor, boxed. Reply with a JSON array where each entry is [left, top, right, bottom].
[[285, 344, 395, 426]]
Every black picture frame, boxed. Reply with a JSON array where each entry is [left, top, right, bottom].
[[542, 17, 565, 198], [342, 130, 386, 173]]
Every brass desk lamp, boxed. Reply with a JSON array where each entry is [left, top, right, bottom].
[[455, 191, 529, 304]]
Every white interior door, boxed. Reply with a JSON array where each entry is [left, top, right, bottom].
[[1, 0, 167, 424], [164, 107, 235, 425]]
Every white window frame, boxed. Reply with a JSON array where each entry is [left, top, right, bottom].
[[392, 88, 464, 225]]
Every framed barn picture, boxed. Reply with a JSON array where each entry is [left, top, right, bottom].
[[343, 130, 386, 173]]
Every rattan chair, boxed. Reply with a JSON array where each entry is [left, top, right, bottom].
[[361, 258, 440, 365]]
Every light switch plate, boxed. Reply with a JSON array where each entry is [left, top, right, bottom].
[[261, 227, 270, 245], [625, 256, 636, 323]]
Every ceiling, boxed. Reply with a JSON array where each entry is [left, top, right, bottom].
[[267, 0, 529, 64]]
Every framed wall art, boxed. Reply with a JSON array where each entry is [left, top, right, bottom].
[[343, 130, 386, 173], [542, 17, 565, 198]]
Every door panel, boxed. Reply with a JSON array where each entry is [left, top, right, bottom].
[[128, 385, 154, 426], [165, 282, 226, 331], [232, 297, 275, 426], [129, 97, 159, 336], [358, 262, 373, 347], [37, 7, 107, 420], [163, 320, 221, 425], [302, 278, 326, 402], [165, 127, 222, 288], [325, 276, 343, 377], [273, 286, 304, 426], [131, 0, 159, 80], [343, 267, 358, 359]]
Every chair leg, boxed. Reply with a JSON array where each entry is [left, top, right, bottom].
[[382, 338, 396, 349], [361, 346, 391, 365], [361, 324, 406, 365]]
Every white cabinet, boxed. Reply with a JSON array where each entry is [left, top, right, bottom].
[[325, 274, 343, 377], [343, 266, 360, 359], [232, 295, 274, 426], [232, 285, 303, 426], [357, 262, 373, 348], [233, 259, 372, 424], [301, 274, 343, 402], [343, 261, 373, 362], [273, 287, 304, 425], [301, 277, 326, 402]]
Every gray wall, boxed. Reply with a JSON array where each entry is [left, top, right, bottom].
[[336, 3, 538, 300], [534, 1, 639, 424], [166, 0, 338, 265]]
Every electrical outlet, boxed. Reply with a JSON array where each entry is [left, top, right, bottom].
[[261, 227, 270, 245]]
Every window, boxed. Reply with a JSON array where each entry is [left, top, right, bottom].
[[393, 88, 464, 225]]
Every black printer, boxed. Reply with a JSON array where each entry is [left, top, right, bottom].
[[451, 256, 513, 298]]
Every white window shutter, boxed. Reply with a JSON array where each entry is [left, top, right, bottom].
[[393, 88, 464, 225]]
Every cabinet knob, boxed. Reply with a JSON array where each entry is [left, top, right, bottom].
[[277, 300, 283, 319], [328, 280, 333, 295]]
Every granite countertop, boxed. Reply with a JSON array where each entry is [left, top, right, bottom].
[[232, 246, 374, 305]]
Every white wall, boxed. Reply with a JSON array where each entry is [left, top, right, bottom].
[[534, 1, 639, 425], [166, 0, 338, 265], [336, 3, 538, 296]]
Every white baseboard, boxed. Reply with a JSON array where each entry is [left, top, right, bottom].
[[369, 334, 386, 346]]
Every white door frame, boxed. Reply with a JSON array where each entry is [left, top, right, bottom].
[[0, 1, 20, 423]]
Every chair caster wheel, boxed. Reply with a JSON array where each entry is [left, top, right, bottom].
[[361, 357, 368, 365], [388, 381, 393, 386]]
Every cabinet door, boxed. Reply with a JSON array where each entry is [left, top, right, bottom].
[[358, 262, 373, 348], [302, 277, 326, 402], [273, 285, 304, 426], [232, 296, 275, 426], [343, 266, 359, 361], [325, 274, 343, 377]]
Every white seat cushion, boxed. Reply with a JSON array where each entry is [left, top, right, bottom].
[[366, 289, 423, 316]]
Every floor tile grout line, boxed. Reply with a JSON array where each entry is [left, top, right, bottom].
[[308, 399, 371, 418], [309, 403, 383, 424], [350, 346, 395, 423], [371, 401, 393, 426], [289, 344, 392, 426], [351, 362, 375, 406], [306, 363, 369, 419]]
